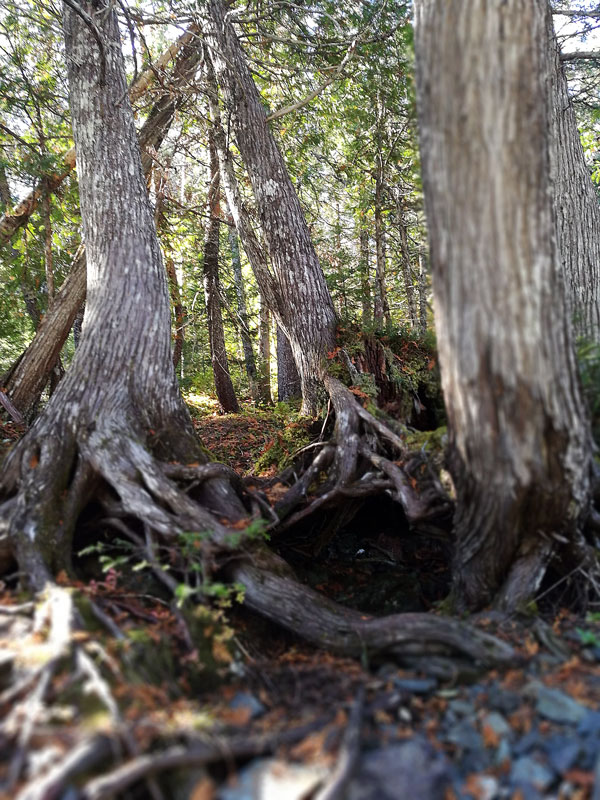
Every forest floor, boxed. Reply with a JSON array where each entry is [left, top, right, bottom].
[[1, 407, 600, 800]]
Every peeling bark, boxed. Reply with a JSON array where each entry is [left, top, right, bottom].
[[415, 0, 593, 610]]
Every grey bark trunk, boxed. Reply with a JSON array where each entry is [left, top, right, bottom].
[[397, 199, 417, 328], [374, 171, 390, 328], [203, 0, 337, 415], [2, 41, 199, 417], [418, 252, 428, 335], [229, 223, 260, 403], [0, 1, 201, 586], [258, 295, 273, 405], [203, 132, 240, 414], [414, 0, 592, 610], [548, 16, 600, 342], [358, 226, 372, 328], [277, 325, 301, 402]]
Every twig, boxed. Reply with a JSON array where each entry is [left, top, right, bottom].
[[314, 685, 364, 800]]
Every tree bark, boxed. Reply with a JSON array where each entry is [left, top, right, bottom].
[[358, 225, 372, 328], [0, 27, 197, 247], [373, 170, 390, 328], [414, 0, 592, 610], [0, 2, 215, 588], [277, 325, 301, 402], [1, 39, 201, 418], [203, 131, 240, 414], [418, 251, 428, 335], [202, 0, 337, 415], [258, 294, 273, 405], [548, 14, 600, 342]]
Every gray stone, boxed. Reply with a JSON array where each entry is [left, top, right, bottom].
[[482, 712, 512, 740], [229, 691, 266, 719], [545, 735, 581, 773], [394, 677, 437, 694], [534, 686, 587, 725], [494, 737, 511, 766], [578, 710, 600, 737], [448, 699, 475, 717], [218, 758, 328, 800], [486, 685, 522, 714], [348, 739, 451, 800], [511, 756, 555, 792], [446, 720, 484, 751]]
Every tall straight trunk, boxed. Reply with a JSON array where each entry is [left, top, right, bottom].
[[229, 223, 260, 403], [397, 199, 417, 327], [203, 132, 239, 414], [1, 41, 200, 417], [165, 257, 185, 370], [418, 252, 428, 335], [277, 325, 301, 402], [358, 225, 372, 328], [258, 295, 273, 405], [415, 0, 592, 611], [203, 0, 337, 415], [548, 16, 600, 342], [373, 170, 390, 328]]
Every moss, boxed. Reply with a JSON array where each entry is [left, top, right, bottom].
[[253, 421, 313, 473]]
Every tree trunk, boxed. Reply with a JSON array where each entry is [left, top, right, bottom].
[[548, 15, 600, 342], [414, 0, 592, 611], [373, 170, 390, 328], [203, 0, 337, 415], [418, 251, 428, 335], [1, 41, 200, 418], [277, 325, 301, 402], [0, 2, 222, 588], [0, 27, 198, 247], [203, 131, 240, 414], [258, 294, 273, 405], [358, 225, 372, 328], [397, 198, 417, 328], [229, 223, 260, 403], [165, 257, 185, 371]]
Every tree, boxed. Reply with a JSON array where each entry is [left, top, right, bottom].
[[202, 0, 338, 415], [414, 0, 595, 611], [0, 0, 243, 588]]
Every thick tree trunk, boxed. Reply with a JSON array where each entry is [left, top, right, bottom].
[[418, 252, 428, 335], [0, 27, 197, 247], [277, 325, 301, 402], [548, 16, 600, 342], [1, 42, 200, 417], [229, 224, 260, 403], [203, 132, 239, 414], [0, 3, 214, 588], [415, 0, 592, 610], [203, 0, 337, 415]]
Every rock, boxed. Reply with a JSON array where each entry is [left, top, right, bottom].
[[348, 739, 451, 800], [394, 677, 437, 694], [486, 685, 521, 714], [229, 692, 266, 720], [578, 710, 600, 737], [218, 758, 328, 800], [514, 729, 547, 756], [494, 738, 511, 767], [465, 775, 499, 800], [533, 685, 587, 725], [446, 721, 484, 752], [481, 712, 512, 740], [544, 735, 581, 773], [448, 699, 475, 717], [511, 756, 555, 792]]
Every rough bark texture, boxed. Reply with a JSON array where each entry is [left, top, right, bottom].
[[277, 324, 301, 402], [258, 295, 273, 405], [358, 226, 372, 328], [414, 0, 592, 610], [203, 0, 337, 415], [2, 43, 200, 418], [373, 171, 390, 328], [0, 2, 213, 588], [548, 16, 600, 342], [0, 28, 196, 247], [203, 132, 239, 414]]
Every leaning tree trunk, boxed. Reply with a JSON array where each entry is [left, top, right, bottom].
[[0, 2, 240, 588], [1, 40, 201, 419], [202, 0, 337, 415], [415, 0, 593, 611], [548, 14, 600, 343], [203, 130, 240, 414]]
